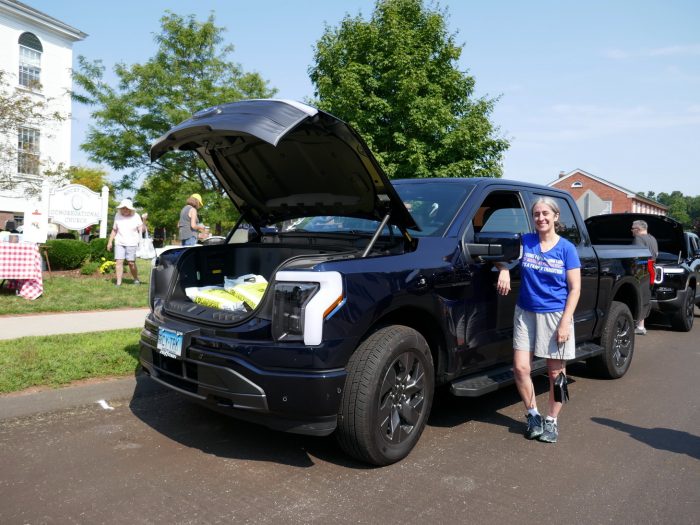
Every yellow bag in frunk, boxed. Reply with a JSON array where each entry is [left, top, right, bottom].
[[229, 282, 268, 309], [186, 286, 245, 312]]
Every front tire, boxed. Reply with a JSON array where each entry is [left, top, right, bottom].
[[589, 301, 635, 379], [670, 286, 695, 332], [336, 325, 434, 466]]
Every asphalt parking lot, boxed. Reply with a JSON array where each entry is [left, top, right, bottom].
[[1, 314, 699, 524]]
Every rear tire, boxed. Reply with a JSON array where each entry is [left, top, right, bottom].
[[589, 301, 634, 379], [670, 286, 695, 332], [336, 325, 434, 466]]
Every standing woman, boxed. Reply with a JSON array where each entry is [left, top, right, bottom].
[[106, 199, 143, 286], [178, 193, 206, 246], [496, 197, 581, 443]]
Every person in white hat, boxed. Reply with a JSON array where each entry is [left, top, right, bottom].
[[107, 198, 143, 286]]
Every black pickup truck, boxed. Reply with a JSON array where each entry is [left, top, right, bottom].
[[140, 100, 651, 465], [586, 213, 700, 331]]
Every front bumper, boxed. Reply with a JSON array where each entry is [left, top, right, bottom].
[[139, 316, 346, 436], [651, 287, 689, 314]]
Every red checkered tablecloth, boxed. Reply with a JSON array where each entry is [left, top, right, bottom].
[[0, 242, 43, 300]]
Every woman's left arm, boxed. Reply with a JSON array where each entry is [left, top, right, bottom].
[[557, 268, 581, 343]]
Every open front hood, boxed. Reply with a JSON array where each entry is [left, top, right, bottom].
[[585, 213, 685, 256], [150, 99, 417, 230]]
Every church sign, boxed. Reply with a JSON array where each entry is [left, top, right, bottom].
[[48, 184, 108, 233]]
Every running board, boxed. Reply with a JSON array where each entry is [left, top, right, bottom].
[[450, 342, 604, 397]]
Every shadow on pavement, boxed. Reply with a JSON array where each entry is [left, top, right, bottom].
[[591, 417, 700, 460], [428, 373, 556, 435], [128, 374, 371, 469]]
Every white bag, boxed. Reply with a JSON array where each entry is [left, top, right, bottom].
[[137, 233, 156, 259]]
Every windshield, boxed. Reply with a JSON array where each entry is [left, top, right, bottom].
[[281, 180, 474, 237]]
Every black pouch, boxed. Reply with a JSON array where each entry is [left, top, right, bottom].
[[554, 371, 569, 403]]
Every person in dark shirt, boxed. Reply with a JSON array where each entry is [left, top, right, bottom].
[[632, 220, 658, 335]]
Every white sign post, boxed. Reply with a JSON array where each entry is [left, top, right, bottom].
[[21, 179, 51, 244], [99, 185, 109, 238]]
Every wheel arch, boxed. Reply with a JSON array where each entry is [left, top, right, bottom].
[[610, 279, 642, 324], [359, 306, 448, 384]]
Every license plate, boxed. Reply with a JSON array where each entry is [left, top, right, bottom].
[[157, 328, 184, 359]]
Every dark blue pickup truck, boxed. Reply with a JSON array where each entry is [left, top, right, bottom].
[[141, 100, 651, 465]]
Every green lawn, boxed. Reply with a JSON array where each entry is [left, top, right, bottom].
[[0, 259, 152, 314], [0, 328, 141, 393]]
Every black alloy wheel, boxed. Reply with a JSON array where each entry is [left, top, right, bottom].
[[337, 325, 434, 466], [590, 301, 635, 379], [377, 351, 427, 446], [671, 287, 695, 332]]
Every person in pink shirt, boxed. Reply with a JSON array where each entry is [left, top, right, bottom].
[[106, 199, 143, 286]]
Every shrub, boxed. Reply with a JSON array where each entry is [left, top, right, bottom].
[[80, 260, 101, 275], [56, 232, 76, 240], [89, 237, 112, 262], [44, 239, 91, 270]]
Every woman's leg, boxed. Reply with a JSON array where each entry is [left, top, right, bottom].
[[546, 358, 566, 418], [127, 260, 138, 281], [115, 259, 124, 285], [513, 349, 536, 410]]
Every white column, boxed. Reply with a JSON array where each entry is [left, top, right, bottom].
[[100, 185, 109, 238]]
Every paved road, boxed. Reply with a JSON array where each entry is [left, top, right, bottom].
[[1, 318, 698, 524]]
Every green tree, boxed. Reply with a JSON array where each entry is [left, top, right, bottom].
[[687, 195, 700, 233], [0, 70, 66, 192], [67, 165, 111, 193], [309, 0, 509, 179], [73, 12, 277, 232], [657, 191, 691, 227]]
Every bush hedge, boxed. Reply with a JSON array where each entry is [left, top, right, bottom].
[[89, 237, 112, 262], [80, 260, 101, 275], [44, 239, 91, 270]]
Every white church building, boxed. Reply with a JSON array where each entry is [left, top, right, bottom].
[[0, 0, 86, 230]]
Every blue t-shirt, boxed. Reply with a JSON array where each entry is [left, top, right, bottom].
[[518, 233, 581, 313]]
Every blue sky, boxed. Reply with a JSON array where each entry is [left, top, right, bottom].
[[29, 0, 700, 196]]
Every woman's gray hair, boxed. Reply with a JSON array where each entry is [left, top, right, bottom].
[[531, 196, 562, 231], [632, 219, 648, 230]]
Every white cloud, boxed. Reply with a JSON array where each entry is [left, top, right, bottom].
[[603, 49, 630, 60], [649, 44, 700, 57], [513, 104, 700, 143], [604, 44, 700, 60]]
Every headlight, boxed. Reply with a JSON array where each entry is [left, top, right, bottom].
[[272, 282, 319, 341], [272, 271, 344, 345]]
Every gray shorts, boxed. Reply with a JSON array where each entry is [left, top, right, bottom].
[[115, 244, 137, 261], [513, 305, 575, 360]]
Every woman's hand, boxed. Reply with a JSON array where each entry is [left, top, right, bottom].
[[557, 318, 572, 344], [496, 268, 511, 295], [107, 241, 113, 251]]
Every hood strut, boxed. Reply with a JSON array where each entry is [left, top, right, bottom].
[[362, 213, 392, 258]]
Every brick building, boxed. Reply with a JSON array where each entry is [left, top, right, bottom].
[[548, 169, 667, 219]]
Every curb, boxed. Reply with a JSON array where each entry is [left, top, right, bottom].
[[0, 374, 167, 421]]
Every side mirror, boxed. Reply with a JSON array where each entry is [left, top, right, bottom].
[[466, 232, 521, 262], [201, 235, 226, 246]]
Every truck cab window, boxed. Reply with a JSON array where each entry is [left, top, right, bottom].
[[471, 191, 528, 236], [533, 194, 581, 245]]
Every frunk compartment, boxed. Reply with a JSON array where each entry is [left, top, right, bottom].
[[164, 241, 353, 322]]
